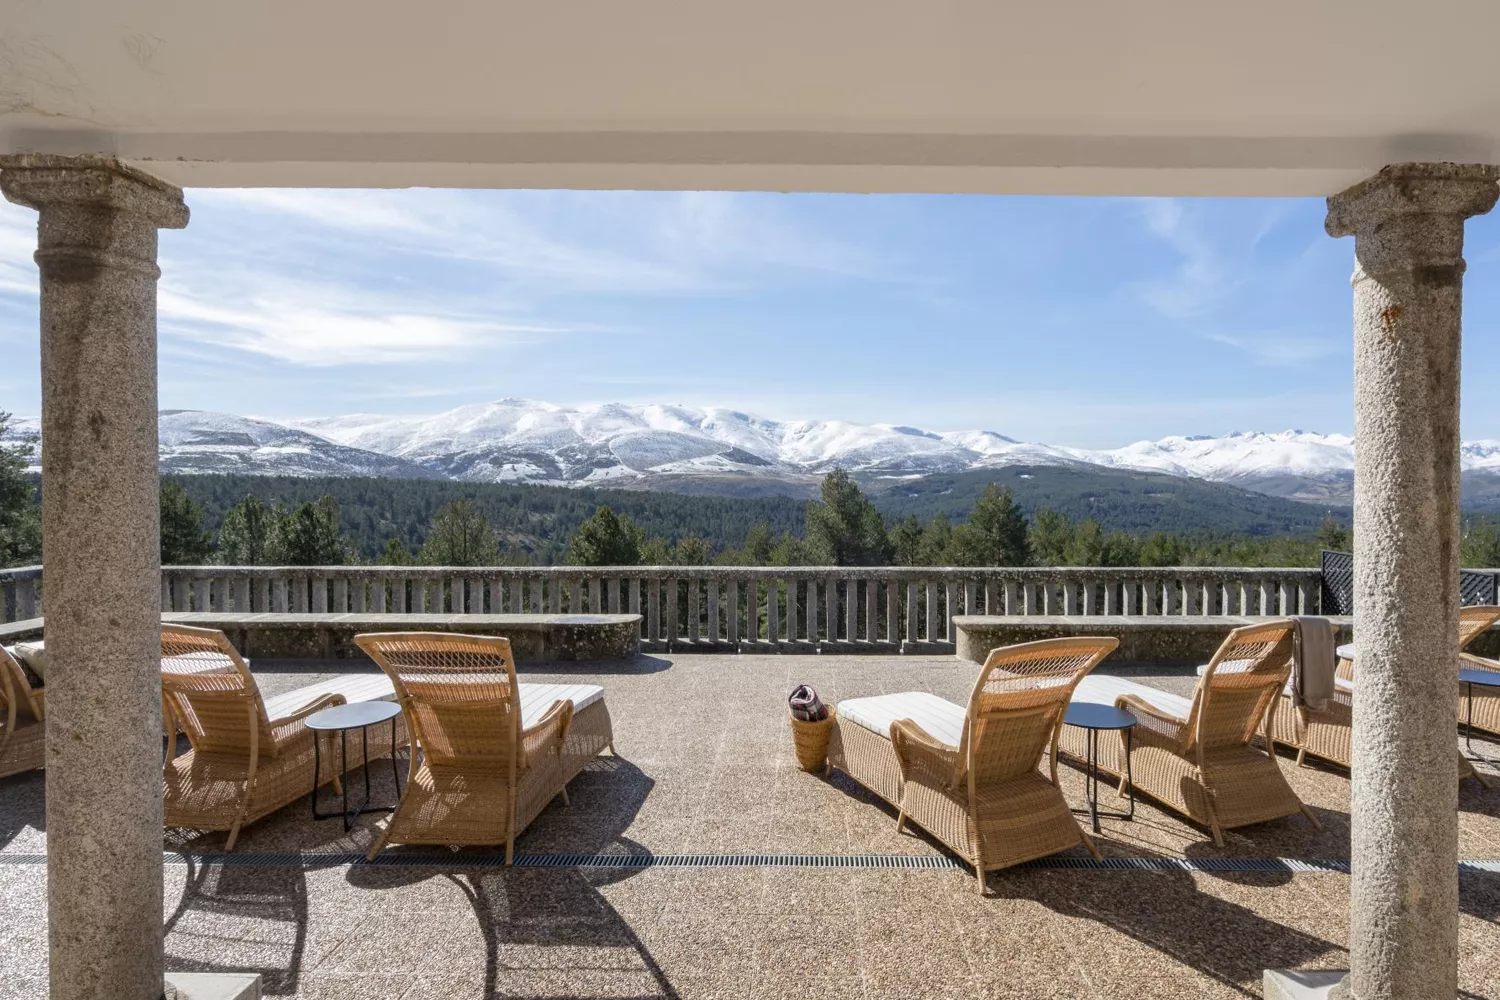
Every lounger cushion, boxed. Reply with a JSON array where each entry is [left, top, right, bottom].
[[9, 641, 46, 685], [1195, 663, 1352, 697], [1335, 644, 1356, 662], [1073, 674, 1193, 721], [261, 675, 606, 727], [837, 692, 966, 749], [518, 683, 604, 727]]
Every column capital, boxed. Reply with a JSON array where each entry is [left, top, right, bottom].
[[1325, 163, 1498, 281], [0, 154, 188, 229]]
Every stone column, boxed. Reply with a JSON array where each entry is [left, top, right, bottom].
[[0, 155, 188, 1000], [1326, 162, 1499, 1000]]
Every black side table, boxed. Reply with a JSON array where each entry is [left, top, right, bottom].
[[307, 701, 404, 831], [1064, 702, 1137, 834], [1460, 668, 1500, 762]]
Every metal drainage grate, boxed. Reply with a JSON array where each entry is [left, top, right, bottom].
[[1, 852, 1495, 873]]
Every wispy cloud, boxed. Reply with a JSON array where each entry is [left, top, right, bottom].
[[1206, 332, 1343, 367], [1130, 198, 1234, 320]]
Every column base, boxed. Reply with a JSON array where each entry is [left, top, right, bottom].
[[1264, 970, 1348, 999], [165, 972, 261, 1000]]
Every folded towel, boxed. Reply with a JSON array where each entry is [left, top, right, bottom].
[[789, 684, 828, 722], [1291, 616, 1337, 712]]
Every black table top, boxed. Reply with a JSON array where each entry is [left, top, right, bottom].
[[305, 700, 402, 731], [1064, 702, 1137, 731], [1460, 668, 1500, 690]]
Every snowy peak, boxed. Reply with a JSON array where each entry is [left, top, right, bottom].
[[10, 398, 1500, 506]]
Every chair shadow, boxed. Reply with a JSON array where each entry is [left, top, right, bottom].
[[0, 769, 45, 851], [344, 755, 679, 999], [163, 854, 313, 995], [517, 654, 674, 676]]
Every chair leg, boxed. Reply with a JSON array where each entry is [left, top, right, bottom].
[[1296, 747, 1307, 767], [1300, 805, 1322, 831], [895, 808, 907, 834], [224, 822, 243, 853], [974, 864, 987, 895], [365, 825, 393, 862], [559, 785, 570, 806], [505, 836, 515, 867], [1079, 828, 1102, 861]]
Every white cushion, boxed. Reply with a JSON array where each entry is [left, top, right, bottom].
[[517, 683, 604, 727], [1073, 674, 1193, 721], [261, 674, 605, 728], [837, 692, 966, 749], [1196, 663, 1353, 697], [10, 641, 46, 680], [264, 673, 396, 719], [1336, 644, 1356, 662]]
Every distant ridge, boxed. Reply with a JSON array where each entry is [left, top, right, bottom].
[[8, 400, 1500, 508]]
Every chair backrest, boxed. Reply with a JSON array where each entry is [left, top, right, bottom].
[[160, 625, 273, 756], [1459, 605, 1500, 651], [354, 632, 521, 774], [1190, 621, 1295, 753], [961, 636, 1119, 786], [0, 645, 41, 724]]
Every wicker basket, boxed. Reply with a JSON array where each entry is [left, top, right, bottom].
[[790, 706, 836, 773]]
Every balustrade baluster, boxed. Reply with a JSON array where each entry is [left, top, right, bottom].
[[743, 579, 757, 642], [647, 579, 661, 642], [727, 580, 739, 644], [886, 579, 900, 643], [666, 578, 678, 643], [1004, 579, 1018, 616], [707, 579, 720, 642], [806, 579, 818, 642], [906, 581, 918, 645], [827, 577, 839, 643], [866, 579, 879, 642], [786, 579, 798, 642], [608, 578, 620, 614], [767, 579, 780, 643]]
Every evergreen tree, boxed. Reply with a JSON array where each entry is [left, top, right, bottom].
[[768, 531, 808, 567], [421, 499, 499, 566], [566, 505, 643, 565], [671, 534, 712, 565], [1315, 516, 1351, 552], [804, 469, 891, 566], [893, 515, 926, 566], [639, 536, 672, 565], [916, 514, 954, 566], [381, 538, 415, 565], [1138, 531, 1186, 566], [160, 479, 212, 564], [950, 484, 1030, 566], [0, 413, 41, 569], [742, 522, 775, 565], [1100, 530, 1142, 566], [217, 494, 277, 565], [1027, 507, 1072, 566], [1461, 522, 1500, 569], [1065, 518, 1106, 566], [276, 495, 346, 565]]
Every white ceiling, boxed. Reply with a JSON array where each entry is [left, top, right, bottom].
[[3, 0, 1498, 194]]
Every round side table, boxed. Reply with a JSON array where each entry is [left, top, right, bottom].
[[1064, 702, 1137, 834], [307, 700, 404, 831]]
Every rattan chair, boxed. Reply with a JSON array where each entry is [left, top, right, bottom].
[[161, 624, 406, 849], [830, 636, 1119, 892], [1272, 605, 1500, 787], [354, 632, 577, 863], [1067, 620, 1318, 847], [0, 645, 44, 779]]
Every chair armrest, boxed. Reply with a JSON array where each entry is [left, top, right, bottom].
[[1460, 652, 1500, 674], [521, 699, 575, 766], [1115, 694, 1189, 748], [270, 692, 348, 728], [889, 718, 961, 788]]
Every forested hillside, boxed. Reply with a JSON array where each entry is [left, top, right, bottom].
[[171, 474, 807, 562]]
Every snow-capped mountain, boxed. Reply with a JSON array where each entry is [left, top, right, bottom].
[[9, 399, 1500, 506]]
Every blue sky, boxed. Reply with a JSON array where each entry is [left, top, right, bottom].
[[3, 188, 1500, 449]]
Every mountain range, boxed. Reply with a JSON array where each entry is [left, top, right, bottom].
[[8, 399, 1500, 509]]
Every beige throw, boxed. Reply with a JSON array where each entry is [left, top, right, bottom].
[[1291, 616, 1337, 712]]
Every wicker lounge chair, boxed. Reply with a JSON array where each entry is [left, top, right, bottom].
[[354, 632, 588, 863], [1271, 605, 1500, 784], [0, 645, 44, 779], [1066, 620, 1319, 847], [828, 636, 1119, 892], [160, 624, 407, 849]]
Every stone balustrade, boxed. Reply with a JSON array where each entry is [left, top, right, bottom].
[[0, 564, 1317, 651]]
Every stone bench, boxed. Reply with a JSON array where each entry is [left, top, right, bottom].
[[4, 613, 642, 663], [953, 615, 1357, 666]]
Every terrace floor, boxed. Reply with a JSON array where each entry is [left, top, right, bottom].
[[2, 654, 1499, 999]]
